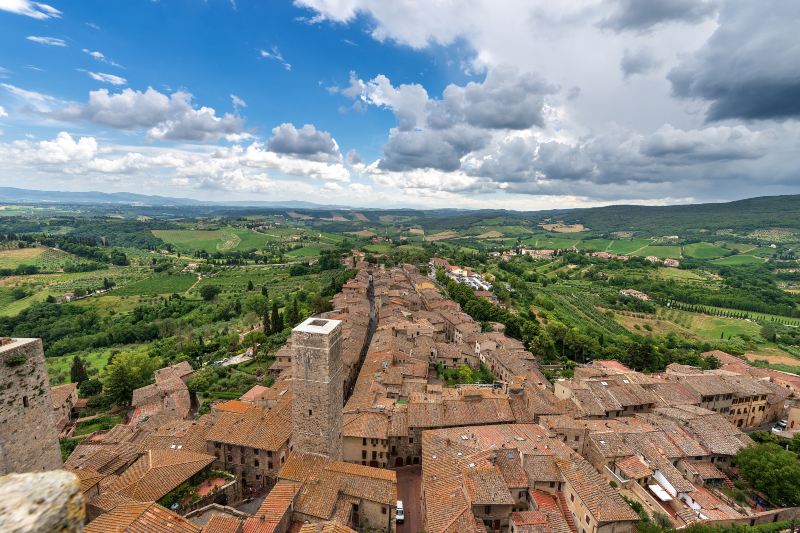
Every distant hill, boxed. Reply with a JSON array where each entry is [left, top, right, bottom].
[[0, 187, 338, 209], [553, 195, 800, 234], [2, 186, 799, 236]]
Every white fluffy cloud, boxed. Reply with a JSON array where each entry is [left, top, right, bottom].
[[0, 105, 7, 118], [26, 35, 66, 47], [0, 131, 351, 191], [0, 0, 60, 19], [86, 72, 127, 86], [266, 123, 342, 163], [52, 87, 244, 141], [82, 48, 123, 68]]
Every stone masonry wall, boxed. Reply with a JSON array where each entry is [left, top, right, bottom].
[[0, 338, 62, 475], [291, 319, 344, 460]]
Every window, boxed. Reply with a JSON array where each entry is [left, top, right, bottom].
[[268, 462, 273, 469], [574, 435, 579, 442], [267, 451, 273, 458], [550, 482, 555, 488], [309, 410, 313, 416], [586, 516, 590, 524], [215, 442, 221, 449], [362, 450, 367, 459], [485, 506, 491, 514], [409, 437, 414, 444], [254, 449, 259, 455], [227, 455, 232, 462], [255, 460, 260, 467], [570, 494, 574, 502], [363, 438, 367, 446], [22, 396, 29, 407], [382, 507, 387, 515], [256, 475, 261, 480]]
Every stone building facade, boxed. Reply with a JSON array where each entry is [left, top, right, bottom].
[[291, 317, 344, 460], [0, 337, 62, 474]]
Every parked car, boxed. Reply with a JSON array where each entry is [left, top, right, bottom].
[[396, 500, 404, 524]]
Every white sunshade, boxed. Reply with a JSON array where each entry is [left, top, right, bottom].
[[649, 484, 673, 502]]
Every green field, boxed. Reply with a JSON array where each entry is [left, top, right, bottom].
[[46, 344, 150, 385], [0, 246, 76, 271], [285, 244, 332, 258], [631, 245, 682, 259], [606, 239, 652, 254], [114, 272, 197, 295], [152, 229, 223, 251], [683, 242, 729, 259], [711, 254, 766, 266], [521, 235, 581, 249], [654, 267, 706, 281], [576, 239, 613, 252]]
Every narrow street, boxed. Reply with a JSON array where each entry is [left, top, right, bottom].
[[396, 466, 422, 533]]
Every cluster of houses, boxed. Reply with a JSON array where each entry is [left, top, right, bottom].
[[6, 259, 800, 532], [429, 257, 498, 303]]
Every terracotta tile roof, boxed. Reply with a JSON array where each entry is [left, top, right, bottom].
[[65, 442, 141, 475], [686, 461, 725, 480], [204, 514, 244, 533], [279, 451, 397, 519], [85, 501, 200, 533], [343, 411, 389, 439], [213, 400, 252, 414], [205, 396, 292, 451], [463, 465, 514, 505], [528, 490, 572, 533], [240, 385, 270, 403], [298, 521, 358, 533], [155, 361, 194, 381], [51, 382, 77, 408], [68, 467, 105, 494], [557, 457, 639, 523], [615, 455, 652, 480], [136, 416, 217, 454], [248, 480, 301, 525], [108, 449, 215, 502], [408, 395, 515, 428], [424, 479, 480, 533], [523, 455, 563, 483]]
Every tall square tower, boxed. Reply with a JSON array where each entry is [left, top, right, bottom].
[[291, 317, 343, 460], [0, 338, 62, 474]]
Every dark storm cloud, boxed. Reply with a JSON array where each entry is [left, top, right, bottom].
[[266, 123, 341, 162], [600, 0, 718, 32], [430, 66, 557, 130], [668, 0, 800, 122], [379, 125, 490, 172], [620, 48, 660, 78]]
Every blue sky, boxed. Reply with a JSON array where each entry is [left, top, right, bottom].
[[1, 0, 799, 209]]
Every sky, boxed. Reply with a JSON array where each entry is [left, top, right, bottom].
[[0, 0, 798, 210]]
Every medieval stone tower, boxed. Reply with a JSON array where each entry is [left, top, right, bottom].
[[291, 317, 343, 460], [0, 338, 62, 475]]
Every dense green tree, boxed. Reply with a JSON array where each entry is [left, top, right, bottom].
[[736, 443, 800, 506], [199, 285, 221, 301], [271, 301, 284, 333], [102, 351, 162, 407], [285, 297, 301, 327], [78, 378, 103, 397], [70, 355, 88, 383], [245, 294, 271, 334]]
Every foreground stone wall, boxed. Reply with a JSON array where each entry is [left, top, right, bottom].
[[0, 338, 62, 475], [0, 470, 84, 533]]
